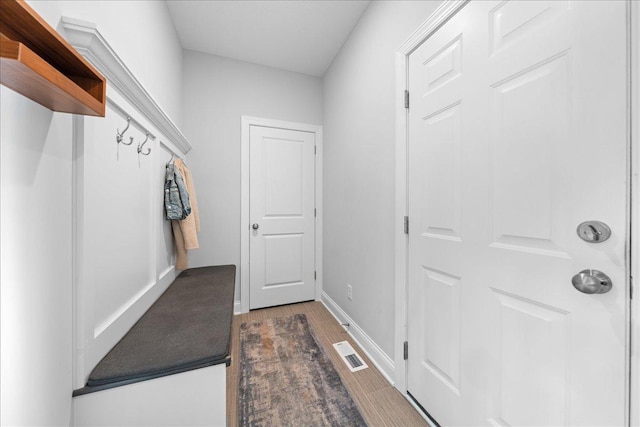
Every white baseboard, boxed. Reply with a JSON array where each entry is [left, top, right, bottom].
[[320, 292, 395, 385], [234, 301, 241, 315]]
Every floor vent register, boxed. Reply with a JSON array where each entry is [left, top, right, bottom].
[[332, 341, 368, 372]]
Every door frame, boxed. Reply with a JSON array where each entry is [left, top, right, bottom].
[[240, 116, 323, 313], [630, 1, 639, 425], [393, 0, 468, 397], [393, 1, 639, 424]]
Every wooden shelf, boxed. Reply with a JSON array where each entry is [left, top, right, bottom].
[[0, 0, 106, 116]]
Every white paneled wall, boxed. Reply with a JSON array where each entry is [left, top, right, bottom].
[[73, 88, 183, 387], [62, 19, 191, 388]]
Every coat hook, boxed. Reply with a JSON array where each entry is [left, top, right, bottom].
[[137, 132, 151, 156], [116, 117, 134, 160], [137, 133, 151, 168], [116, 118, 134, 146]]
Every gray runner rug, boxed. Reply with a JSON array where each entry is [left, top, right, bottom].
[[239, 313, 367, 426]]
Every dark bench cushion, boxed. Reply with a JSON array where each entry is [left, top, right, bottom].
[[86, 265, 235, 388]]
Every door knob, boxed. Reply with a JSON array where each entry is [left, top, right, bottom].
[[252, 223, 259, 230], [571, 269, 612, 294]]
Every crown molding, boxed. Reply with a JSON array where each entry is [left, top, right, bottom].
[[61, 16, 191, 154]]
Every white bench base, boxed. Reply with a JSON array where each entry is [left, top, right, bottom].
[[73, 364, 226, 426]]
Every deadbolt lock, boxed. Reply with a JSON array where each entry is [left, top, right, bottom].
[[576, 221, 611, 243]]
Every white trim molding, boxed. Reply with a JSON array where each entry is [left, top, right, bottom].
[[630, 1, 639, 425], [321, 292, 395, 385], [240, 116, 323, 313], [60, 16, 191, 155], [396, 0, 468, 56], [393, 0, 467, 395]]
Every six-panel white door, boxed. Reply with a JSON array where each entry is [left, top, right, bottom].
[[407, 1, 628, 425], [249, 125, 316, 309]]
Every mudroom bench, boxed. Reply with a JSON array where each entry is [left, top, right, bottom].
[[72, 265, 236, 426]]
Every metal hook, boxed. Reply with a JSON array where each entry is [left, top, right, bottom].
[[137, 133, 151, 156], [116, 118, 134, 146]]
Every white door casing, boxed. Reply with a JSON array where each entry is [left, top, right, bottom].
[[240, 117, 323, 312], [404, 1, 629, 426], [631, 2, 640, 426]]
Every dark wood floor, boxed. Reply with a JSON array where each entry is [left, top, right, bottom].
[[226, 301, 429, 426]]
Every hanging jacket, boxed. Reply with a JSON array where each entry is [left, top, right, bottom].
[[171, 159, 200, 270], [164, 162, 191, 220]]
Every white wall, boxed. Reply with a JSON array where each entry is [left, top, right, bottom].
[[0, 2, 183, 426], [322, 1, 443, 360], [30, 0, 184, 128], [1, 93, 74, 427], [181, 51, 323, 303]]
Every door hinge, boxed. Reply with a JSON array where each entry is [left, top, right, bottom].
[[314, 208, 317, 217], [403, 341, 409, 360], [314, 271, 317, 280], [631, 275, 634, 299], [404, 216, 409, 234], [404, 90, 410, 109]]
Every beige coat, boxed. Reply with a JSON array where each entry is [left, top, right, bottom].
[[171, 158, 200, 270]]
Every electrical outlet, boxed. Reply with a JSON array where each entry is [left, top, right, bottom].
[[347, 284, 353, 301]]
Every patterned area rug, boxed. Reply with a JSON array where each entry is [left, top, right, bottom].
[[239, 314, 367, 426]]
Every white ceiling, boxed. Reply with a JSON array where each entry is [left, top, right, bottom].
[[166, 0, 370, 77]]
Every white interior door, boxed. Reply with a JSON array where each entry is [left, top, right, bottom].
[[249, 125, 315, 310], [407, 1, 628, 426]]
